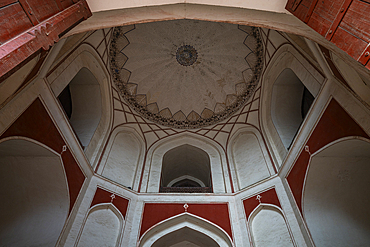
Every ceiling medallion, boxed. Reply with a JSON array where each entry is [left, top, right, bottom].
[[176, 45, 198, 66], [109, 20, 263, 129]]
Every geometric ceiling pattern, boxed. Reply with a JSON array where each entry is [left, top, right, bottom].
[[109, 20, 263, 129], [77, 24, 301, 188]]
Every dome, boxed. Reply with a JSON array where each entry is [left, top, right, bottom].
[[109, 20, 263, 128]]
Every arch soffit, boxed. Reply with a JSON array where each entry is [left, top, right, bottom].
[[0, 136, 70, 199], [310, 136, 370, 158], [66, 3, 367, 88], [139, 213, 233, 247], [301, 136, 370, 215], [67, 4, 321, 45]]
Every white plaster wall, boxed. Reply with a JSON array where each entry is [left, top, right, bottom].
[[102, 132, 141, 188], [231, 132, 270, 189], [0, 139, 69, 247], [303, 139, 370, 247], [251, 207, 294, 247], [77, 205, 122, 247], [0, 73, 97, 246]]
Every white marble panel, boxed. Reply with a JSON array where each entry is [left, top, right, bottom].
[[102, 132, 141, 188]]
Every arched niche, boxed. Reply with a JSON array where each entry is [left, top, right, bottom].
[[229, 127, 273, 191], [271, 68, 314, 149], [303, 138, 370, 247], [143, 133, 228, 193], [152, 227, 219, 247], [260, 45, 323, 166], [249, 205, 294, 247], [77, 203, 123, 247], [0, 138, 69, 247], [48, 45, 112, 167], [160, 144, 212, 193], [58, 67, 101, 149], [139, 213, 233, 247], [100, 128, 144, 189]]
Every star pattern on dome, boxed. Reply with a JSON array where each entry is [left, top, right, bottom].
[[109, 20, 263, 129]]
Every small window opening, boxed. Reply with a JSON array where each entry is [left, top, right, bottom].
[[57, 67, 102, 150], [271, 68, 315, 150]]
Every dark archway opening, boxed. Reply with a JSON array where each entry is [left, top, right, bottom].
[[271, 68, 314, 150], [57, 67, 102, 150], [160, 144, 212, 193]]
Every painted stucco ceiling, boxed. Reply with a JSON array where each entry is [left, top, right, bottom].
[[110, 20, 263, 128]]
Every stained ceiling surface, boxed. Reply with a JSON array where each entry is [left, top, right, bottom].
[[110, 20, 263, 128]]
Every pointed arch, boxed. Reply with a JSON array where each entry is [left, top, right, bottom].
[[161, 144, 212, 190], [228, 126, 274, 191], [142, 132, 229, 193], [77, 203, 124, 247], [48, 44, 113, 167], [98, 126, 145, 190], [0, 137, 70, 247], [248, 204, 295, 247], [260, 44, 323, 167], [139, 213, 233, 247], [303, 137, 370, 247]]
